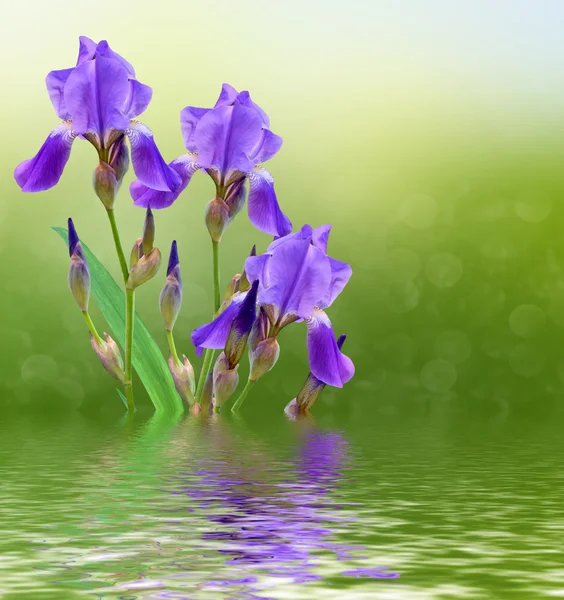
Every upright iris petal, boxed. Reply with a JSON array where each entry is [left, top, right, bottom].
[[129, 84, 292, 238], [64, 55, 130, 140], [14, 36, 179, 196]]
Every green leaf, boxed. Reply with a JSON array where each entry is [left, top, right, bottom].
[[116, 388, 130, 411], [53, 226, 183, 414]]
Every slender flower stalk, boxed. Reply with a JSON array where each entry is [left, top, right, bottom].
[[160, 241, 197, 409], [230, 380, 256, 413]]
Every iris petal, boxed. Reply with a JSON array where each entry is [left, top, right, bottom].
[[45, 68, 74, 120], [195, 102, 263, 177], [127, 121, 182, 192], [321, 258, 353, 308], [124, 79, 152, 119], [247, 167, 292, 237], [76, 36, 97, 65], [260, 238, 331, 319], [191, 294, 246, 356], [131, 153, 198, 208], [14, 123, 75, 192], [312, 224, 332, 253], [251, 129, 282, 163], [64, 55, 130, 138], [307, 309, 354, 387], [180, 106, 209, 153]]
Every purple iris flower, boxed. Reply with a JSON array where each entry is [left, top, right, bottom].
[[14, 36, 180, 195], [130, 83, 292, 238], [191, 224, 354, 387]]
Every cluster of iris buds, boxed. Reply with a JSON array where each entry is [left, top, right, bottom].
[[14, 36, 355, 414]]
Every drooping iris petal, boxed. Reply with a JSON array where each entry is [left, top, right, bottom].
[[45, 68, 73, 119], [76, 36, 97, 65], [260, 238, 332, 319], [131, 153, 198, 208], [126, 121, 182, 192], [195, 102, 263, 177], [14, 123, 75, 192], [312, 224, 332, 253], [250, 129, 282, 163], [321, 258, 353, 308], [214, 83, 238, 107], [247, 167, 292, 237], [180, 106, 209, 152], [124, 79, 152, 119], [191, 294, 247, 356], [65, 55, 130, 138], [306, 309, 354, 387]]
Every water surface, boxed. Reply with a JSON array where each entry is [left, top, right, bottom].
[[1, 410, 563, 599]]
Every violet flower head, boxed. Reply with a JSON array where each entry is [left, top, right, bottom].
[[130, 83, 292, 238], [191, 224, 355, 388], [14, 37, 180, 197]]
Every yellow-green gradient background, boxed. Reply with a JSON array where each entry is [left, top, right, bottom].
[[2, 1, 564, 417]]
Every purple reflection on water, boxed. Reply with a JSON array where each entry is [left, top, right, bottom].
[[167, 427, 399, 595], [342, 567, 400, 579]]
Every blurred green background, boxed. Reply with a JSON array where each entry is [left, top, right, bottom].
[[2, 0, 564, 419]]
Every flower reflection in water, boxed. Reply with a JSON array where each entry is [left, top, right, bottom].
[[170, 419, 399, 596]]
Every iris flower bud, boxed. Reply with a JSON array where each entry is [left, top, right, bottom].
[[201, 371, 214, 411], [108, 137, 130, 183], [141, 206, 155, 256], [224, 274, 241, 300], [168, 353, 196, 407], [130, 237, 143, 268], [205, 196, 230, 243], [90, 332, 126, 383], [93, 162, 119, 210], [249, 338, 280, 382], [67, 218, 90, 312], [127, 207, 161, 289], [127, 248, 161, 290], [239, 245, 257, 292], [212, 352, 239, 408], [248, 307, 270, 352], [160, 241, 182, 332], [224, 280, 258, 368], [224, 179, 246, 220]]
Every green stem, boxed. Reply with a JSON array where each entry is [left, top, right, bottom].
[[166, 329, 180, 365], [212, 240, 220, 313], [195, 240, 222, 400], [105, 208, 134, 412], [106, 208, 129, 283], [231, 379, 255, 413], [82, 311, 104, 346], [124, 288, 135, 413], [195, 348, 215, 403]]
